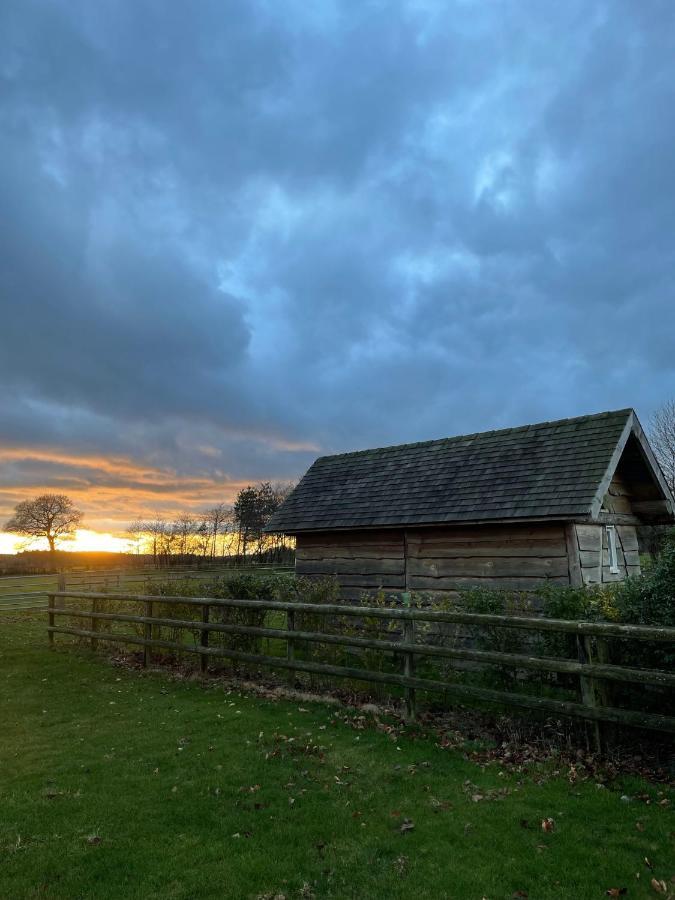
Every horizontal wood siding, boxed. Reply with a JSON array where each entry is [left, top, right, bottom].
[[406, 524, 569, 593], [296, 525, 571, 599], [296, 530, 405, 600]]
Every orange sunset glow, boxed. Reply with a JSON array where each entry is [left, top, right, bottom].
[[0, 529, 130, 555], [0, 447, 265, 552]]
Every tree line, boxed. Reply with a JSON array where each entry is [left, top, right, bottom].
[[125, 481, 295, 565]]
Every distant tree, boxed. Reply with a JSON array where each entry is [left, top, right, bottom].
[[144, 517, 169, 566], [4, 494, 83, 564], [650, 399, 675, 495], [233, 486, 263, 560], [173, 514, 197, 561], [232, 481, 296, 562], [126, 519, 146, 555], [204, 503, 230, 558]]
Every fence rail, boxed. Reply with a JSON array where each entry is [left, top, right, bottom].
[[0, 565, 293, 611], [46, 590, 675, 742]]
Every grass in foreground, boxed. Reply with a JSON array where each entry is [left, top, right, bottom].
[[0, 616, 673, 900]]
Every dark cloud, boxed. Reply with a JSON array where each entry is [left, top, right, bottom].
[[1, 0, 674, 528]]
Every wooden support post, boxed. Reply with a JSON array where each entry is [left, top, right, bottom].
[[577, 634, 611, 753], [56, 572, 66, 610], [403, 617, 416, 723], [48, 594, 55, 646], [201, 603, 209, 674], [143, 600, 153, 668], [287, 608, 296, 687], [91, 596, 99, 651]]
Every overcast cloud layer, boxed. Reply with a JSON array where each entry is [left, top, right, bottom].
[[1, 0, 674, 532]]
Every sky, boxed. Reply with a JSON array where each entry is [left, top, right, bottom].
[[1, 0, 674, 549]]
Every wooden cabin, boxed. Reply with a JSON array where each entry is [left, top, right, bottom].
[[266, 409, 675, 600]]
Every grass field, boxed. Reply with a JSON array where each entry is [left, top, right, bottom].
[[1, 616, 673, 900]]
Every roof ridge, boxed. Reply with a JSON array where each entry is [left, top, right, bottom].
[[315, 408, 634, 463]]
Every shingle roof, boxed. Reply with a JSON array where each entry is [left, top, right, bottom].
[[266, 409, 638, 532]]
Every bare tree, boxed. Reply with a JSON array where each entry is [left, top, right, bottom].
[[4, 494, 83, 565], [173, 514, 197, 561], [144, 517, 168, 567], [126, 519, 146, 556], [204, 503, 229, 558], [650, 398, 675, 495]]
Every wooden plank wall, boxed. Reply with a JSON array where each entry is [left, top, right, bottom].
[[296, 524, 571, 599], [405, 524, 569, 597], [574, 524, 641, 585], [295, 530, 405, 600]]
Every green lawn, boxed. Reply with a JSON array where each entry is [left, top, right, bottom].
[[1, 617, 672, 900]]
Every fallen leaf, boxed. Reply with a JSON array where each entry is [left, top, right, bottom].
[[650, 878, 667, 894], [399, 819, 415, 833], [541, 818, 555, 833], [85, 834, 102, 845], [636, 821, 646, 832], [606, 889, 627, 897]]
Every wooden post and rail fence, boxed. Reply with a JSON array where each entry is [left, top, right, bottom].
[[46, 590, 675, 744]]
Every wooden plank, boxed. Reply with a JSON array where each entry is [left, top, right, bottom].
[[575, 525, 602, 552], [565, 524, 582, 587], [580, 568, 601, 585], [407, 557, 569, 578], [298, 531, 404, 549], [338, 574, 405, 588], [406, 525, 565, 545], [296, 546, 404, 560], [295, 558, 405, 576], [601, 568, 625, 583], [616, 526, 639, 552], [405, 540, 568, 559], [408, 575, 570, 590], [579, 551, 601, 567]]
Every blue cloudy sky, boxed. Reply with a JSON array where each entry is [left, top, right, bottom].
[[1, 0, 674, 534]]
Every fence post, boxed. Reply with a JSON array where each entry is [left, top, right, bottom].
[[56, 572, 66, 611], [201, 602, 210, 674], [287, 608, 295, 687], [402, 601, 416, 723], [91, 596, 98, 652], [576, 634, 610, 753], [143, 600, 153, 668], [48, 593, 54, 646]]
